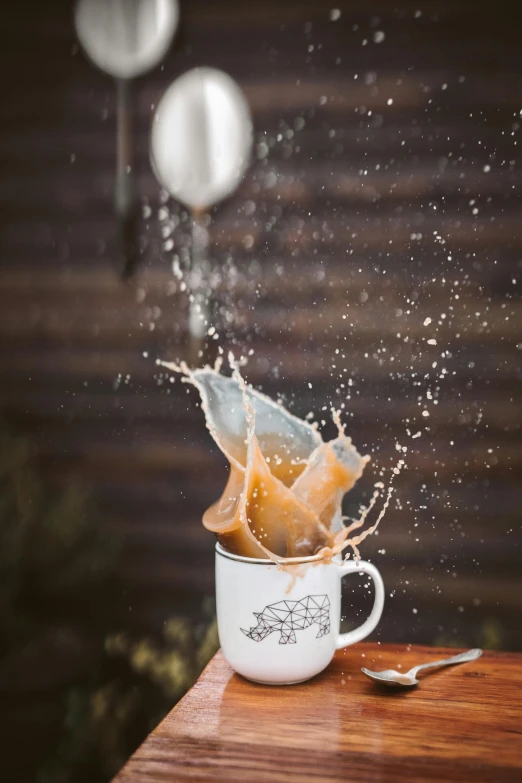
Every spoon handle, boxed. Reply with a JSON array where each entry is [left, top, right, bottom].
[[410, 648, 482, 678], [115, 78, 134, 218]]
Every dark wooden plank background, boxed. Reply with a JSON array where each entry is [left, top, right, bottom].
[[0, 0, 521, 661]]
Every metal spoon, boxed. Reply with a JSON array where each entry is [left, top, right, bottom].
[[150, 67, 252, 351], [362, 648, 483, 688], [75, 0, 179, 276]]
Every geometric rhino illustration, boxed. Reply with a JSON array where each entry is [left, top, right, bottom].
[[241, 594, 331, 644]]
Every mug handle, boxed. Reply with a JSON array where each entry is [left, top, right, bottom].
[[336, 560, 385, 649]]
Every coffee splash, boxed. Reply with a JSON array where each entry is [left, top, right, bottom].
[[159, 356, 395, 565]]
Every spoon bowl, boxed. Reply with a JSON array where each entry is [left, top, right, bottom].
[[362, 648, 482, 688], [361, 668, 419, 687]]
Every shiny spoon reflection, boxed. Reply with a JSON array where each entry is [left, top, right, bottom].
[[362, 648, 483, 688]]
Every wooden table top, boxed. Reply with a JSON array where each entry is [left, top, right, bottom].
[[113, 644, 522, 783]]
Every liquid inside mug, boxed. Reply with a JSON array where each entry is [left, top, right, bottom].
[[215, 543, 385, 685]]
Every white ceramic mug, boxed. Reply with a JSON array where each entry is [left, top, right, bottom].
[[215, 543, 385, 685]]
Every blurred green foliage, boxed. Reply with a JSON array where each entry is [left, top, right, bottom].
[[0, 426, 117, 654], [0, 424, 218, 783], [38, 616, 218, 783], [433, 618, 504, 651]]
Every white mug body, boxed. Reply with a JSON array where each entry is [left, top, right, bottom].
[[215, 543, 385, 685]]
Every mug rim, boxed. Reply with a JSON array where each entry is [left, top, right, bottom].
[[215, 541, 327, 565]]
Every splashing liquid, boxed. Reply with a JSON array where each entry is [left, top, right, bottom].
[[159, 356, 401, 567]]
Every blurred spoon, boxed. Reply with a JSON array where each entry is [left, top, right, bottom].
[[74, 0, 179, 276], [150, 67, 252, 352], [362, 648, 483, 688]]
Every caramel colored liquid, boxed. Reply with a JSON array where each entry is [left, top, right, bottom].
[[203, 408, 367, 559], [161, 361, 369, 562]]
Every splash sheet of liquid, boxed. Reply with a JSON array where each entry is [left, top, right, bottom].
[[160, 357, 392, 566]]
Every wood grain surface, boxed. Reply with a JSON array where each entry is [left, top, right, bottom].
[[113, 643, 522, 783]]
